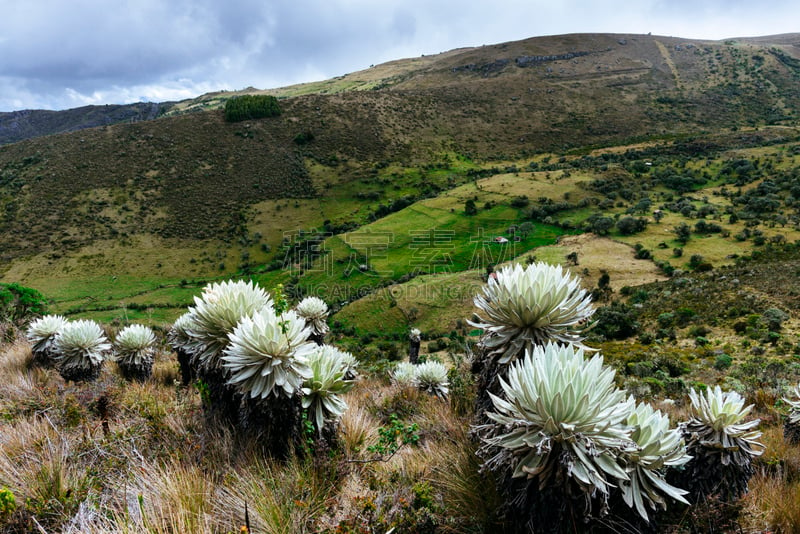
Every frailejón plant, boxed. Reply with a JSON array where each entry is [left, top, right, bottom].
[[783, 383, 800, 444], [53, 319, 110, 382], [414, 360, 449, 399], [478, 343, 633, 493], [477, 342, 634, 521], [294, 296, 329, 345], [620, 401, 690, 522], [675, 386, 764, 502], [470, 262, 594, 364], [186, 280, 273, 372], [26, 314, 68, 368], [391, 362, 417, 388], [111, 324, 157, 381], [167, 312, 198, 386], [301, 344, 355, 434], [338, 349, 359, 381], [222, 307, 314, 400]]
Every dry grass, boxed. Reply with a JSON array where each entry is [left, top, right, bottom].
[[744, 472, 800, 533], [0, 337, 498, 532], [5, 331, 800, 533]]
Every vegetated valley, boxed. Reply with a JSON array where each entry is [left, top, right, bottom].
[[1, 32, 800, 533]]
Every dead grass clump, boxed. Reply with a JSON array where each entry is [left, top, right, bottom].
[[339, 394, 380, 458], [0, 416, 95, 531], [0, 339, 33, 376], [429, 438, 500, 533], [216, 454, 336, 533], [744, 471, 800, 533], [124, 460, 217, 533], [756, 425, 800, 481]]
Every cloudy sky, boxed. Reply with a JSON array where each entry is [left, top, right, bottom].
[[1, 0, 798, 112]]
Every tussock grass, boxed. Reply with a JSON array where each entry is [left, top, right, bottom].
[[745, 472, 800, 533], [0, 337, 500, 532]]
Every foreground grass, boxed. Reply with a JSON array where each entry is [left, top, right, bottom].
[[0, 336, 500, 533], [2, 329, 800, 532]]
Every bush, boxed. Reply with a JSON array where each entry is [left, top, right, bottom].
[[0, 282, 47, 323], [617, 216, 648, 235], [714, 354, 733, 370], [591, 302, 640, 340]]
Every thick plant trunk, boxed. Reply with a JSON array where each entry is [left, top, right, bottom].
[[59, 362, 103, 383], [409, 330, 421, 364], [118, 360, 153, 382], [175, 347, 195, 386], [785, 419, 800, 445], [239, 394, 304, 458]]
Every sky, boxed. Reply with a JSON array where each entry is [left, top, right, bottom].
[[1, 0, 798, 112]]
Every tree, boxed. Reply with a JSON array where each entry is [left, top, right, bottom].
[[224, 95, 281, 122], [590, 216, 615, 235], [616, 216, 648, 236], [0, 283, 47, 323], [464, 199, 478, 216], [674, 223, 691, 244]]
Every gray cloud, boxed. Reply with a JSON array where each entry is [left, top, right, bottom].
[[1, 0, 798, 111]]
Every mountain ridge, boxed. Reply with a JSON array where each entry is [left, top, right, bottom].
[[2, 32, 798, 144]]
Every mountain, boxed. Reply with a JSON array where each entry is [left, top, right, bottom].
[[1, 32, 800, 317], [0, 102, 171, 145]]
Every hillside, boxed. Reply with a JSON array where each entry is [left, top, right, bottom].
[[1, 31, 800, 317], [0, 102, 170, 145]]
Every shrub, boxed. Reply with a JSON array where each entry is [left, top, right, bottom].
[[714, 354, 733, 371], [0, 282, 48, 323], [617, 216, 648, 235], [591, 302, 640, 340]]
